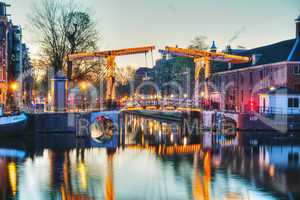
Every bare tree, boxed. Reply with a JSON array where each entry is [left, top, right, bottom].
[[115, 65, 136, 86], [30, 0, 100, 80], [65, 11, 99, 80], [188, 35, 209, 50]]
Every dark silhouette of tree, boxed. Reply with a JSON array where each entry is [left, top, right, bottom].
[[188, 35, 209, 50], [30, 0, 100, 81]]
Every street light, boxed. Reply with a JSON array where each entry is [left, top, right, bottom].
[[79, 81, 89, 111], [79, 81, 88, 92], [200, 91, 205, 97], [10, 81, 19, 92], [269, 86, 276, 91]]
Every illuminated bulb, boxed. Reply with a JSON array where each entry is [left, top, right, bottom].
[[183, 137, 187, 146], [79, 81, 88, 91], [269, 86, 276, 91], [10, 82, 19, 91]]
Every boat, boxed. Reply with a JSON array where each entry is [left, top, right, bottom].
[[0, 148, 27, 159], [0, 113, 28, 136]]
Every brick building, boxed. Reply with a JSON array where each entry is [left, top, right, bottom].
[[212, 16, 300, 113], [0, 2, 9, 105], [0, 1, 32, 108]]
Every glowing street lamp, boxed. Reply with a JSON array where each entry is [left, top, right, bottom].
[[79, 81, 89, 92], [269, 86, 276, 91], [10, 82, 19, 92], [200, 91, 205, 97], [79, 81, 90, 111]]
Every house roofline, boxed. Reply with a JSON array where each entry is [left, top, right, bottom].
[[213, 61, 300, 75]]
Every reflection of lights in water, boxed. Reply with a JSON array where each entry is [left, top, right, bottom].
[[204, 152, 211, 200], [170, 134, 174, 143], [105, 155, 115, 200], [159, 130, 162, 138], [212, 154, 221, 167], [127, 144, 201, 155], [269, 165, 275, 177], [224, 192, 243, 200], [77, 162, 88, 190], [8, 162, 17, 196], [183, 137, 187, 146], [193, 152, 204, 200]]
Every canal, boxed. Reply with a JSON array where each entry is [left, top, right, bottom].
[[0, 112, 299, 200]]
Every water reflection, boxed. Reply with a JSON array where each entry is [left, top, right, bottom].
[[0, 114, 299, 199]]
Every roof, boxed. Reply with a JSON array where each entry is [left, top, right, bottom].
[[265, 87, 300, 95], [213, 38, 300, 73], [135, 67, 152, 74]]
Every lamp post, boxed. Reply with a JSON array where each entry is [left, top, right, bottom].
[[9, 81, 20, 111], [79, 81, 89, 111]]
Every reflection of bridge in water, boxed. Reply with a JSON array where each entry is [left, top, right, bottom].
[[0, 138, 299, 199], [0, 108, 300, 200]]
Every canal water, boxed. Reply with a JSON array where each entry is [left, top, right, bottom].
[[0, 113, 300, 200]]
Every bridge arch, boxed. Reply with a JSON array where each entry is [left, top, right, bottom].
[[135, 81, 161, 97]]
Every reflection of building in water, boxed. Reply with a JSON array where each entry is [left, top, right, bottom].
[[105, 150, 115, 200], [127, 144, 201, 156], [214, 145, 300, 199], [124, 114, 184, 146], [192, 150, 212, 200], [203, 152, 211, 200], [0, 159, 9, 199], [49, 150, 93, 200], [193, 152, 204, 200], [0, 159, 18, 199], [47, 148, 117, 200], [8, 161, 17, 197]]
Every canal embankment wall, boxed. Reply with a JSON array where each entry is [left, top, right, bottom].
[[26, 112, 91, 133], [25, 110, 300, 134]]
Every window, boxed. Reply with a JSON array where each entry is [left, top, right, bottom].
[[260, 70, 263, 80], [295, 84, 300, 92], [288, 98, 299, 108], [241, 90, 244, 102], [293, 66, 300, 75], [240, 75, 244, 85]]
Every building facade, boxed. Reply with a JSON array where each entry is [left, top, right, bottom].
[[0, 2, 8, 105], [212, 16, 300, 113], [0, 1, 32, 108]]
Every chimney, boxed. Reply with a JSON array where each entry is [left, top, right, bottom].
[[226, 45, 232, 54], [296, 15, 300, 39]]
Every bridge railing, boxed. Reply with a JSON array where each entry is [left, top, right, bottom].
[[123, 98, 213, 110]]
